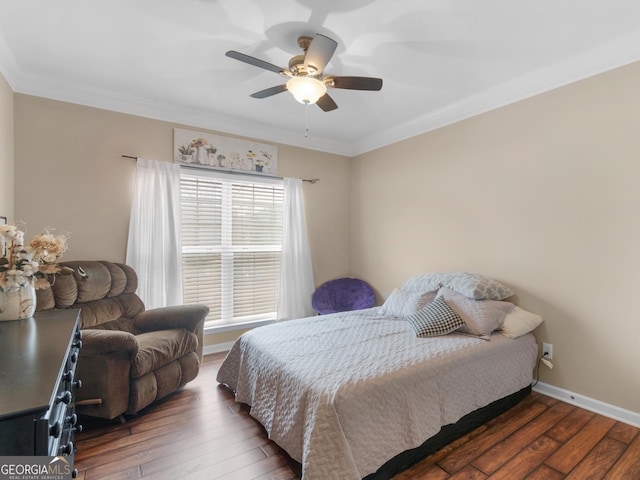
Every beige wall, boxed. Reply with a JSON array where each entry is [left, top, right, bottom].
[[0, 71, 13, 220], [13, 95, 351, 346], [11, 62, 640, 414], [351, 61, 640, 413]]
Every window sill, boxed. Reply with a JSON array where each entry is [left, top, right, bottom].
[[204, 318, 276, 335]]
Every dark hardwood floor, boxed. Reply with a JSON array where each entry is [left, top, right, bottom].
[[74, 352, 640, 480]]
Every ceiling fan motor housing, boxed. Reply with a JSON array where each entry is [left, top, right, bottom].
[[288, 55, 316, 76], [290, 35, 319, 76]]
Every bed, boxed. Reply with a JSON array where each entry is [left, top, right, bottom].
[[217, 273, 541, 480]]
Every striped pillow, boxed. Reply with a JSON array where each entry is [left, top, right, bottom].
[[405, 295, 465, 337]]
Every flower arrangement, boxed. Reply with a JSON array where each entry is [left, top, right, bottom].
[[189, 137, 208, 150], [0, 224, 71, 292], [178, 144, 193, 157]]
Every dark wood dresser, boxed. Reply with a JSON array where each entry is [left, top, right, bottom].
[[0, 309, 82, 466]]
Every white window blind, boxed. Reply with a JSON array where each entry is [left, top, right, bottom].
[[180, 168, 284, 327]]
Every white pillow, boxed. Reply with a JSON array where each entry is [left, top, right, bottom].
[[436, 287, 514, 339], [500, 306, 544, 338], [379, 289, 437, 318], [401, 272, 513, 300]]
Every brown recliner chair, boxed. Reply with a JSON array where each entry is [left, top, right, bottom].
[[36, 260, 209, 420]]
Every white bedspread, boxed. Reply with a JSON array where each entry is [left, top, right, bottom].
[[217, 308, 537, 480]]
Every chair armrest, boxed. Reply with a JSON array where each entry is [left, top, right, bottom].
[[80, 329, 139, 356], [133, 304, 209, 333]]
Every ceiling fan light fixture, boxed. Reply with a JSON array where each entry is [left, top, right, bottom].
[[286, 76, 326, 105]]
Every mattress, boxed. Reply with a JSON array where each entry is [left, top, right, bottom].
[[217, 307, 538, 480]]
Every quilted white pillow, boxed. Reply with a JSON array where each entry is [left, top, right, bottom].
[[436, 287, 514, 339], [500, 306, 544, 338], [401, 272, 513, 300], [379, 289, 437, 318]]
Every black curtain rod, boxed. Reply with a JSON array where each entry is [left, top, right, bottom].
[[121, 155, 319, 184]]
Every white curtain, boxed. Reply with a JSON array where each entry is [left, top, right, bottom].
[[277, 177, 315, 320], [126, 158, 183, 309]]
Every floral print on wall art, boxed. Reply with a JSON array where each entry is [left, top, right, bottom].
[[174, 128, 278, 176]]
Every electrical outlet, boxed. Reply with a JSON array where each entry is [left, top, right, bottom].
[[542, 342, 553, 360]]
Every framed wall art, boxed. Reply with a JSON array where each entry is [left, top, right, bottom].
[[174, 128, 278, 176]]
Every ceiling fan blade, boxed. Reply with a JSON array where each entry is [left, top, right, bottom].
[[250, 84, 288, 98], [316, 93, 338, 112], [326, 76, 383, 91], [226, 50, 285, 74], [304, 34, 338, 75]]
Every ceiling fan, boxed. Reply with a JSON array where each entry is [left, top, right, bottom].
[[226, 33, 383, 112]]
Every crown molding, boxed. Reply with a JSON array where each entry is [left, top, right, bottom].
[[8, 71, 351, 157], [0, 29, 18, 87], [2, 30, 639, 158], [349, 30, 640, 156]]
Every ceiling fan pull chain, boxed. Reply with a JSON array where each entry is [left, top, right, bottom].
[[304, 101, 310, 138]]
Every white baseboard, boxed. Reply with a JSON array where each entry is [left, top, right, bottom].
[[203, 341, 235, 356], [533, 382, 640, 428]]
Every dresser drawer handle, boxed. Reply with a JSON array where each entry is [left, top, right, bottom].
[[56, 391, 72, 405], [60, 441, 74, 455], [49, 421, 62, 438], [66, 413, 78, 426]]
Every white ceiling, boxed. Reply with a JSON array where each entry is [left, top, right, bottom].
[[1, 0, 639, 156]]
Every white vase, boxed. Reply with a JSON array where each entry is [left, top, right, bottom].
[[0, 275, 37, 321]]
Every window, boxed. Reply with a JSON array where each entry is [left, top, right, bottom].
[[180, 168, 284, 328]]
